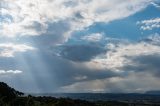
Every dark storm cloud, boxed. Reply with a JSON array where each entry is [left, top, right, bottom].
[[23, 21, 45, 32], [58, 44, 106, 62], [122, 54, 160, 77], [44, 21, 70, 41], [18, 20, 71, 47], [0, 47, 121, 93], [74, 12, 84, 19], [37, 50, 119, 83]]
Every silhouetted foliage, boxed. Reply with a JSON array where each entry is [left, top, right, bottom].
[[0, 82, 24, 103], [0, 82, 159, 106]]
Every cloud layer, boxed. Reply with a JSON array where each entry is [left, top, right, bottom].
[[0, 43, 35, 57], [137, 18, 160, 30], [1, 0, 160, 93], [1, 0, 153, 41], [0, 70, 22, 75], [59, 34, 160, 93]]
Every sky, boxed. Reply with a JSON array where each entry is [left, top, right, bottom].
[[0, 0, 160, 93]]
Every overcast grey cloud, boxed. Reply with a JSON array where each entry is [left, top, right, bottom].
[[58, 44, 106, 62], [123, 54, 160, 77]]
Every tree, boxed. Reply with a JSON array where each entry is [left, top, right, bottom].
[[0, 82, 24, 102]]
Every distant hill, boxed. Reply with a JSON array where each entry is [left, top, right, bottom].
[[145, 90, 160, 95]]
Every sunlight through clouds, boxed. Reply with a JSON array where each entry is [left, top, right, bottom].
[[0, 43, 35, 57], [1, 0, 160, 93]]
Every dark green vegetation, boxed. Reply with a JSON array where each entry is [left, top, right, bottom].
[[0, 82, 129, 106], [0, 82, 160, 106], [0, 82, 127, 106]]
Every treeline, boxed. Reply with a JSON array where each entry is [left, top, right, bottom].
[[0, 96, 128, 106], [0, 82, 129, 106]]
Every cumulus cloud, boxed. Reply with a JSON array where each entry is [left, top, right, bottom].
[[0, 43, 35, 57], [1, 0, 153, 43], [81, 33, 103, 42], [137, 18, 160, 30], [141, 33, 160, 44], [82, 35, 160, 71], [0, 70, 22, 75], [1, 0, 160, 93], [1, 34, 160, 93], [58, 34, 160, 93]]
